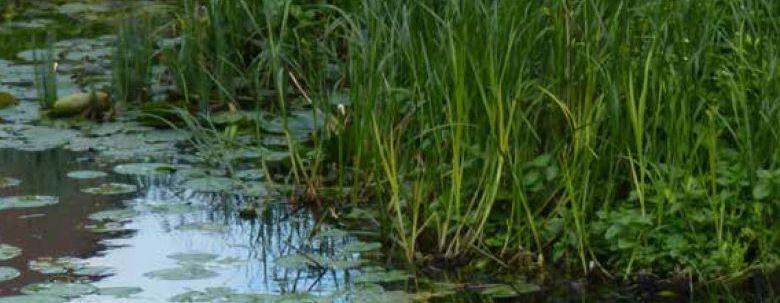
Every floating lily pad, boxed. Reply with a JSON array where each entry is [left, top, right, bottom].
[[0, 267, 20, 282], [146, 202, 199, 215], [168, 252, 219, 263], [354, 269, 409, 284], [479, 282, 541, 298], [234, 169, 264, 181], [21, 282, 98, 298], [140, 130, 191, 143], [0, 196, 59, 210], [85, 221, 128, 233], [113, 163, 177, 175], [328, 258, 367, 270], [0, 295, 66, 303], [176, 222, 228, 234], [66, 170, 107, 179], [315, 228, 349, 238], [88, 209, 137, 222], [29, 257, 85, 274], [239, 183, 268, 197], [82, 183, 137, 195], [182, 177, 238, 193], [58, 3, 111, 15], [341, 241, 382, 254], [97, 287, 143, 298], [275, 254, 324, 270], [0, 177, 21, 188], [73, 266, 113, 276], [168, 287, 234, 302], [143, 264, 219, 281], [0, 244, 22, 260]]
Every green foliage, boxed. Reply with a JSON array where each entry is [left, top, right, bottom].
[[111, 0, 780, 284]]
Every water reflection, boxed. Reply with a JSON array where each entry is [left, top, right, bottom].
[[0, 147, 373, 301], [86, 174, 361, 300]]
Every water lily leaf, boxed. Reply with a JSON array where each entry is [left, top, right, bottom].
[[239, 183, 268, 197], [176, 222, 228, 234], [0, 196, 59, 210], [168, 287, 234, 302], [350, 290, 414, 303], [479, 282, 541, 298], [21, 282, 98, 298], [140, 129, 192, 143], [275, 254, 325, 270], [113, 163, 178, 175], [28, 257, 85, 274], [182, 177, 239, 193], [0, 295, 66, 303], [315, 228, 349, 239], [58, 3, 111, 15], [354, 269, 409, 284], [97, 287, 143, 298], [341, 241, 382, 254], [73, 266, 113, 276], [85, 220, 130, 233], [66, 170, 107, 179], [0, 177, 21, 188], [167, 252, 219, 263], [0, 266, 20, 282], [210, 111, 249, 125], [88, 209, 137, 222], [143, 264, 219, 281], [328, 258, 367, 270], [82, 183, 137, 195], [0, 244, 22, 260], [234, 169, 264, 181]]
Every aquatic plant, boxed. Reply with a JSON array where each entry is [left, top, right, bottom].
[[109, 0, 780, 288], [33, 32, 57, 109]]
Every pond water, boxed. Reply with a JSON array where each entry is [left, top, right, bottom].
[[4, 1, 777, 302], [0, 147, 422, 302]]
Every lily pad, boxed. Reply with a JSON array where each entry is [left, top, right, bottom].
[[140, 129, 191, 143], [143, 264, 219, 281], [0, 177, 21, 188], [182, 177, 239, 193], [167, 252, 219, 263], [113, 163, 177, 175], [0, 244, 22, 260], [275, 254, 324, 270], [0, 266, 20, 282], [354, 269, 409, 284], [341, 241, 382, 254], [176, 222, 228, 234], [168, 287, 234, 302], [28, 257, 85, 274], [97, 287, 143, 298], [88, 209, 137, 222], [234, 169, 264, 181], [82, 183, 137, 195], [0, 295, 66, 303], [0, 196, 59, 210], [66, 170, 108, 179], [73, 266, 113, 276], [239, 183, 268, 197], [479, 283, 541, 298], [21, 282, 98, 298], [85, 221, 129, 233]]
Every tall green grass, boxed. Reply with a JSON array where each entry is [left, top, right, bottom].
[[114, 0, 780, 283]]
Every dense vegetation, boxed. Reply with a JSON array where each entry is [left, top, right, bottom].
[[109, 0, 780, 288]]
